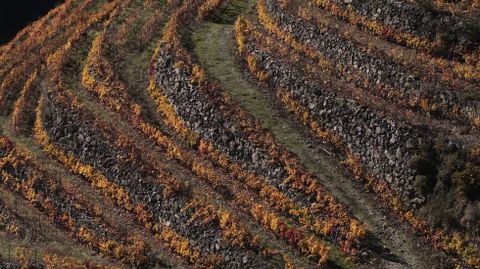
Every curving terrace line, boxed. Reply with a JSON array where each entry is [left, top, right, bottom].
[[191, 13, 445, 269]]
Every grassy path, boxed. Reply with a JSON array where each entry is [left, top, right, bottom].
[[192, 16, 442, 269]]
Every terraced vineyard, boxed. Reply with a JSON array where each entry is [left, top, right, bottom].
[[0, 0, 479, 268]]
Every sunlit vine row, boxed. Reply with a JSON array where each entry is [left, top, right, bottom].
[[80, 4, 341, 265], [149, 0, 368, 262], [0, 197, 26, 238], [43, 252, 121, 269], [44, 34, 288, 266], [0, 0, 76, 75], [309, 0, 480, 65], [10, 70, 40, 134], [294, 3, 479, 88], [0, 136, 152, 266], [0, 0, 111, 117], [79, 2, 271, 254], [235, 15, 480, 268], [198, 0, 229, 19], [34, 91, 222, 268], [256, 0, 480, 129]]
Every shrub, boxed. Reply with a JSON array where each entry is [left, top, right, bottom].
[[414, 175, 429, 196], [408, 153, 437, 194], [436, 152, 463, 187], [452, 163, 480, 200], [409, 154, 436, 177]]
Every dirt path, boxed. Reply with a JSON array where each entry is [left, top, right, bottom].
[[192, 16, 443, 268]]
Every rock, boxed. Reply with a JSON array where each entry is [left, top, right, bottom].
[[252, 150, 259, 164], [221, 134, 230, 143], [77, 133, 85, 143], [395, 148, 402, 159], [406, 138, 414, 149]]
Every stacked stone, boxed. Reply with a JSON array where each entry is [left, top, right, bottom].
[[242, 33, 429, 206], [43, 95, 267, 268], [266, 0, 479, 126]]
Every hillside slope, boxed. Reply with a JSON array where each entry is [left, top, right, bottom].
[[0, 0, 479, 268]]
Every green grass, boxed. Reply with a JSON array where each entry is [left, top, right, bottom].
[[192, 22, 341, 187]]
